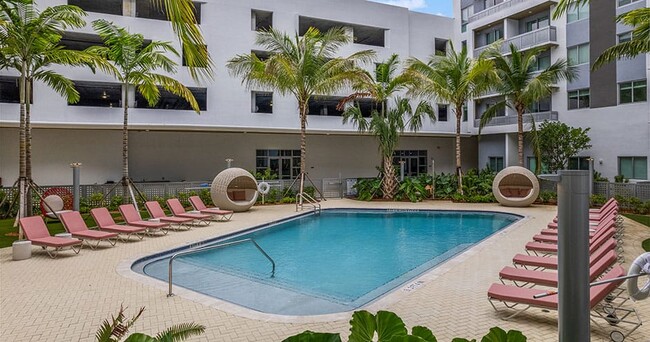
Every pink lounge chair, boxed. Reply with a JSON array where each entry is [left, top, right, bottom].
[[90, 207, 147, 241], [548, 210, 620, 229], [118, 204, 169, 235], [19, 216, 82, 258], [552, 201, 619, 224], [59, 211, 118, 249], [166, 198, 212, 225], [525, 227, 617, 255], [533, 220, 618, 244], [513, 239, 617, 270], [499, 250, 617, 287], [189, 196, 233, 222], [488, 266, 642, 338], [144, 201, 193, 230], [543, 211, 618, 234]]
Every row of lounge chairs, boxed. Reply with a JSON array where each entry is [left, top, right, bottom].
[[486, 198, 643, 339], [18, 196, 233, 259]]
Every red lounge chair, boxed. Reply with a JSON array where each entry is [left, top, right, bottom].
[[513, 239, 617, 270], [543, 211, 618, 234], [499, 250, 617, 287], [525, 227, 617, 255], [533, 220, 618, 244], [551, 201, 619, 224], [488, 266, 642, 338], [19, 216, 82, 258], [547, 210, 619, 229], [189, 196, 233, 222], [90, 207, 147, 241], [118, 204, 169, 235], [167, 198, 212, 225], [144, 201, 193, 230], [59, 211, 118, 249]]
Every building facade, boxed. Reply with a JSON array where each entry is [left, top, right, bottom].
[[456, 0, 650, 180], [0, 0, 648, 187]]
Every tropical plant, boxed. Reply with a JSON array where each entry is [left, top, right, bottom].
[[95, 305, 205, 342], [433, 173, 459, 199], [395, 177, 429, 202], [554, 1, 649, 69], [406, 44, 496, 194], [0, 1, 112, 224], [227, 27, 374, 202], [480, 44, 577, 167], [353, 178, 383, 201], [533, 121, 592, 173], [89, 19, 200, 202], [340, 54, 435, 199], [283, 310, 527, 342]]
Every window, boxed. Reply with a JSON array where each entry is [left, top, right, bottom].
[[619, 80, 647, 104], [619, 157, 647, 180], [252, 50, 271, 61], [251, 9, 272, 31], [532, 52, 551, 71], [60, 32, 104, 51], [567, 3, 589, 22], [0, 76, 21, 104], [69, 81, 122, 108], [568, 156, 591, 170], [461, 6, 473, 33], [618, 0, 642, 6], [568, 43, 589, 66], [488, 157, 504, 172], [256, 150, 301, 179], [568, 89, 590, 109], [525, 16, 549, 32], [307, 96, 345, 116], [529, 97, 551, 113], [618, 32, 633, 43], [135, 87, 207, 111], [136, 1, 202, 23], [298, 17, 386, 47], [462, 104, 468, 122], [393, 150, 428, 176], [437, 104, 448, 121], [434, 38, 448, 56], [527, 157, 549, 173], [461, 40, 467, 51], [486, 29, 503, 44], [252, 92, 273, 113], [182, 44, 208, 67], [68, 0, 122, 15]]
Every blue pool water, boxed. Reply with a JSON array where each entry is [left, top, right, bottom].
[[133, 209, 520, 315]]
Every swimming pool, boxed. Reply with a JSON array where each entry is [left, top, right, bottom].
[[132, 209, 520, 315]]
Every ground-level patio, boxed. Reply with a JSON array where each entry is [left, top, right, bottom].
[[1, 200, 648, 341]]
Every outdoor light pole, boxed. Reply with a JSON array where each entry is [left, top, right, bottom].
[[540, 170, 591, 342], [226, 158, 234, 168], [399, 160, 405, 181], [70, 163, 82, 212]]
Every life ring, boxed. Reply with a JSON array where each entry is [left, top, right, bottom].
[[627, 252, 650, 301], [257, 182, 270, 195]]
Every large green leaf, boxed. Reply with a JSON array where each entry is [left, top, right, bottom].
[[410, 326, 437, 342], [123, 333, 157, 342], [282, 331, 342, 342], [481, 327, 526, 342], [376, 311, 408, 341], [349, 311, 378, 342]]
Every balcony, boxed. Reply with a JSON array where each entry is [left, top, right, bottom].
[[474, 26, 557, 57], [474, 111, 558, 128], [468, 0, 557, 23]]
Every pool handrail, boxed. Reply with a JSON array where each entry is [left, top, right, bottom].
[[167, 238, 275, 297]]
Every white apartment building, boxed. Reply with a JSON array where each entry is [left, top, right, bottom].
[[0, 0, 648, 188]]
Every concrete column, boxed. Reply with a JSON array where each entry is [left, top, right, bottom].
[[70, 163, 81, 211]]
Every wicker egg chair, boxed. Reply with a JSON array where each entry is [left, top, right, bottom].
[[210, 168, 259, 212], [492, 166, 540, 207]]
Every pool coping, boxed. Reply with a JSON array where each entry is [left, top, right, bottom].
[[116, 207, 530, 323]]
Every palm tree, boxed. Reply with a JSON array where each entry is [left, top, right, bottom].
[[89, 19, 200, 203], [554, 0, 649, 69], [479, 44, 576, 167], [227, 27, 374, 205], [0, 2, 111, 227], [405, 44, 495, 194], [339, 54, 435, 199]]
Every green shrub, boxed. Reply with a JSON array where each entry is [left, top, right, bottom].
[[281, 196, 296, 204], [108, 195, 123, 211], [538, 191, 557, 204], [199, 188, 212, 206], [461, 168, 495, 197], [303, 186, 316, 198], [593, 171, 608, 182], [395, 177, 427, 202], [614, 175, 629, 183], [354, 178, 382, 201], [433, 172, 458, 199]]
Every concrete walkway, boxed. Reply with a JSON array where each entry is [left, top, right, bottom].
[[1, 200, 648, 341]]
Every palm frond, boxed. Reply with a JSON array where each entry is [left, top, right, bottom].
[[153, 322, 206, 342], [33, 69, 79, 102]]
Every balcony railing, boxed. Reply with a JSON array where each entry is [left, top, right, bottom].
[[468, 0, 529, 23], [474, 111, 558, 127], [474, 26, 557, 57]]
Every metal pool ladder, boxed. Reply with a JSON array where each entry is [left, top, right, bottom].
[[296, 192, 321, 214], [167, 238, 276, 297]]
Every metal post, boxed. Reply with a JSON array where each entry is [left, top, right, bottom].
[[588, 158, 594, 197], [226, 158, 233, 168], [70, 163, 82, 211], [399, 160, 405, 181], [540, 170, 591, 342], [431, 158, 436, 199]]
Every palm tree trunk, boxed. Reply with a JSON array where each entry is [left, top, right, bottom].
[[517, 105, 524, 167], [122, 84, 129, 203], [383, 156, 397, 200], [298, 101, 308, 206], [25, 78, 32, 216], [17, 67, 27, 238], [455, 105, 463, 195]]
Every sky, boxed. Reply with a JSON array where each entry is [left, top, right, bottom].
[[369, 0, 454, 17]]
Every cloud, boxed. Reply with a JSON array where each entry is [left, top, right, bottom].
[[370, 0, 429, 10]]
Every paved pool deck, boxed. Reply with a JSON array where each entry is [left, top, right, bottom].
[[1, 200, 648, 341]]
